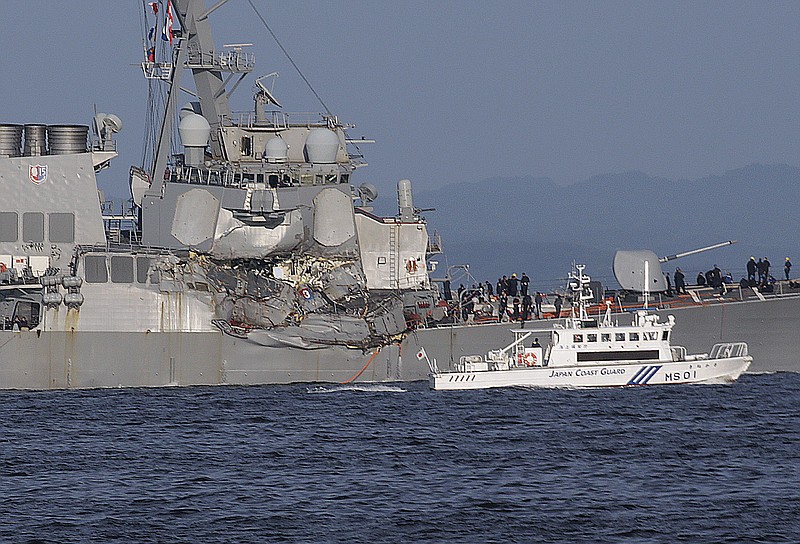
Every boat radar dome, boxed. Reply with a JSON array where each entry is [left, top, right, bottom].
[[179, 113, 210, 166], [179, 101, 202, 120], [265, 135, 288, 163], [304, 128, 339, 163]]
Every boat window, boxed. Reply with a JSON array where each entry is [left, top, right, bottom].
[[0, 212, 18, 242], [240, 136, 252, 156], [662, 330, 669, 341], [573, 334, 583, 343], [84, 255, 108, 283], [49, 213, 75, 243], [615, 333, 625, 342], [340, 174, 349, 184], [13, 301, 40, 329], [300, 174, 313, 185], [325, 174, 338, 184], [644, 331, 658, 340], [110, 256, 134, 283], [601, 333, 611, 342], [22, 212, 44, 243], [629, 332, 640, 341], [587, 334, 597, 342], [578, 350, 660, 362], [136, 257, 150, 284]]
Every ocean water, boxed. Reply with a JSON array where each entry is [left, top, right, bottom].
[[0, 373, 798, 543]]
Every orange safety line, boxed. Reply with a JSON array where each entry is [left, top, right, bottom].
[[340, 348, 381, 384]]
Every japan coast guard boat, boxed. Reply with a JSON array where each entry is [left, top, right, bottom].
[[425, 265, 752, 390]]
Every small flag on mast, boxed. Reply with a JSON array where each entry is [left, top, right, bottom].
[[416, 348, 427, 361], [162, 1, 174, 45]]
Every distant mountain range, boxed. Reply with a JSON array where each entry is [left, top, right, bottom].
[[410, 164, 800, 291]]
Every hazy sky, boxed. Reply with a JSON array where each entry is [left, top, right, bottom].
[[3, 1, 799, 200]]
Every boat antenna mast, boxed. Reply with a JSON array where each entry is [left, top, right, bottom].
[[567, 264, 592, 324]]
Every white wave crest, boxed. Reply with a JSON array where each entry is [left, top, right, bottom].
[[306, 384, 407, 394]]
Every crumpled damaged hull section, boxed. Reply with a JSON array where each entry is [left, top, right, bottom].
[[238, 299, 407, 350], [211, 208, 304, 259], [198, 253, 412, 350]]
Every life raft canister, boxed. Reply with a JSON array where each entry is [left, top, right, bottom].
[[517, 352, 537, 366]]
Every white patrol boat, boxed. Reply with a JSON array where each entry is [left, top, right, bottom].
[[424, 265, 752, 390]]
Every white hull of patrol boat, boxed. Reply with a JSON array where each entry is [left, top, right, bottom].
[[429, 355, 751, 390]]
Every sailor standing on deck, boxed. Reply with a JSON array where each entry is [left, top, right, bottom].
[[674, 268, 687, 294], [534, 291, 543, 318], [520, 273, 530, 297], [507, 274, 519, 297], [499, 292, 509, 322], [553, 294, 563, 319], [785, 257, 792, 280], [747, 257, 757, 284]]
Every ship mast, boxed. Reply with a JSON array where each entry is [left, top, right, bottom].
[[147, 0, 251, 191]]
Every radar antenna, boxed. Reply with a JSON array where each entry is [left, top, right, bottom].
[[255, 72, 282, 108], [254, 72, 281, 124]]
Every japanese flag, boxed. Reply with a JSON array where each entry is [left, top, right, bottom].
[[416, 348, 427, 360]]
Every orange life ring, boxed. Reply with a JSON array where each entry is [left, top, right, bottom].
[[517, 352, 537, 367]]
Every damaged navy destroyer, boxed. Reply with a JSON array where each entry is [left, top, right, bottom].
[[1, 1, 797, 390], [0, 0, 440, 388]]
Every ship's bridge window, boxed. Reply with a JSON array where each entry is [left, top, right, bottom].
[[22, 212, 44, 243], [49, 213, 75, 243], [662, 330, 669, 341], [615, 333, 625, 342], [84, 255, 108, 283], [573, 334, 583, 343], [0, 212, 18, 242], [601, 333, 611, 342], [136, 257, 150, 284], [340, 174, 349, 184], [325, 174, 337, 184], [300, 174, 313, 185], [110, 256, 134, 283], [587, 334, 597, 342], [644, 331, 658, 341], [629, 332, 640, 341]]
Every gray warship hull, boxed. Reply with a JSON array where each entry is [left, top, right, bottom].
[[1, 291, 797, 390]]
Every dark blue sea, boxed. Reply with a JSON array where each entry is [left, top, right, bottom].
[[1, 373, 798, 543]]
